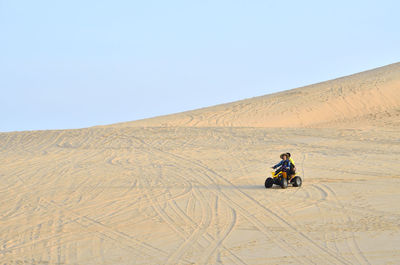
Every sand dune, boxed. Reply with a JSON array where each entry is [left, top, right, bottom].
[[114, 62, 400, 128], [1, 63, 400, 264]]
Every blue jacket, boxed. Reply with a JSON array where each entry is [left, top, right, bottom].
[[273, 159, 291, 170]]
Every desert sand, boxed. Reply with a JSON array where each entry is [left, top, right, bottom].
[[1, 63, 400, 264]]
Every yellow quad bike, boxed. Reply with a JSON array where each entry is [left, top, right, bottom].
[[265, 170, 302, 189]]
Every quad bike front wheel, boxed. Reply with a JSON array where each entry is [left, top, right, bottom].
[[280, 177, 288, 189], [265, 177, 274, 188], [292, 176, 302, 187]]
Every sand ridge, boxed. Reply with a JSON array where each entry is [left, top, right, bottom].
[[112, 62, 400, 129], [1, 63, 400, 264]]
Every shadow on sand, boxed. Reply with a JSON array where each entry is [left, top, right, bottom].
[[193, 184, 298, 190], [194, 184, 266, 190]]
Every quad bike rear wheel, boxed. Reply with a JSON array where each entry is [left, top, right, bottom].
[[280, 177, 288, 189], [292, 176, 302, 187], [265, 177, 274, 188]]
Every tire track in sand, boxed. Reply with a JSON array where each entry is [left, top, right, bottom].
[[320, 183, 371, 265], [130, 136, 316, 264], [137, 147, 245, 265], [134, 137, 353, 265], [3, 161, 172, 263]]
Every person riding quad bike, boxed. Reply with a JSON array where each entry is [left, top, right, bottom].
[[272, 153, 291, 176], [286, 152, 296, 176], [265, 153, 302, 189]]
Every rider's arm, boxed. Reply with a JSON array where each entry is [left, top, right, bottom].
[[273, 160, 283, 169]]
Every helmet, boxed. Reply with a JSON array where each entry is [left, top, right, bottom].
[[280, 153, 287, 159]]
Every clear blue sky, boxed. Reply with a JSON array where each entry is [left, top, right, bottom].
[[1, 0, 399, 132]]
